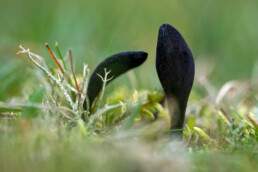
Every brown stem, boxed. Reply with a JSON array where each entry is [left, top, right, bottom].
[[45, 43, 64, 75], [247, 114, 258, 126], [68, 49, 81, 98], [185, 131, 195, 147]]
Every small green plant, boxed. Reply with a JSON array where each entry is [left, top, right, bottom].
[[17, 44, 127, 135]]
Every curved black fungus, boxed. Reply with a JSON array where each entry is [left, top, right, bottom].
[[156, 24, 195, 139], [84, 51, 148, 111]]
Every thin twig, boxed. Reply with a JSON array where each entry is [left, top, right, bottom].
[[95, 68, 114, 110], [45, 43, 65, 75], [69, 49, 81, 111], [81, 64, 90, 101], [69, 50, 80, 96], [185, 131, 195, 147], [65, 81, 78, 93], [56, 106, 79, 117], [55, 42, 67, 71], [87, 102, 124, 128], [17, 46, 76, 110], [247, 114, 258, 127]]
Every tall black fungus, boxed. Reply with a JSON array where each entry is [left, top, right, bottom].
[[85, 51, 148, 111], [156, 24, 195, 139]]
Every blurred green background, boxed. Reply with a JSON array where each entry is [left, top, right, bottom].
[[1, 0, 258, 101]]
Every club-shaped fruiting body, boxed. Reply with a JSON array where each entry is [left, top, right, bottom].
[[85, 51, 148, 111], [156, 24, 195, 139]]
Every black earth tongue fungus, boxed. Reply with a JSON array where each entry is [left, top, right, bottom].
[[156, 24, 195, 140], [84, 51, 148, 112]]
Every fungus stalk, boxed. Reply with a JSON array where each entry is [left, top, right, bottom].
[[156, 24, 195, 140], [84, 51, 147, 111]]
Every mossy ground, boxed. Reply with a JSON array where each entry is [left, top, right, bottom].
[[1, 0, 258, 171]]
